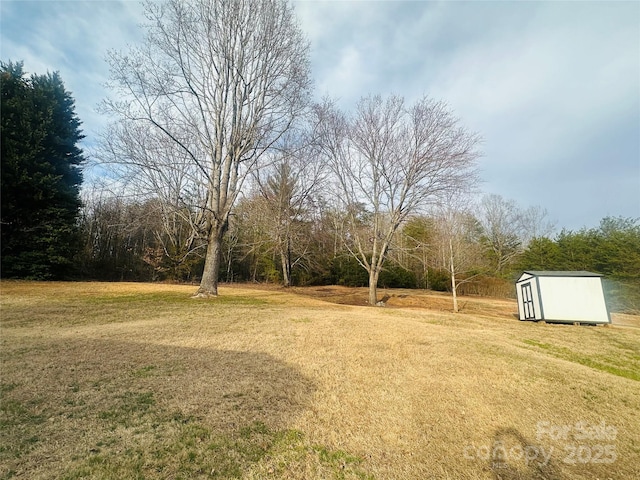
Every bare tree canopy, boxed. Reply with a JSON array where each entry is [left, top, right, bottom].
[[478, 194, 555, 274], [251, 132, 327, 286], [316, 94, 481, 305], [432, 198, 484, 312], [101, 0, 312, 296]]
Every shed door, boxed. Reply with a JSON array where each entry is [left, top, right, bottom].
[[521, 282, 536, 320]]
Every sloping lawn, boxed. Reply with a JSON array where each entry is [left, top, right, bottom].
[[1, 281, 639, 479]]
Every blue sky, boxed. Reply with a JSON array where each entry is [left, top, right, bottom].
[[2, 0, 639, 232]]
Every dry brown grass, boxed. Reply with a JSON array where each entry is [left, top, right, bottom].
[[1, 281, 639, 479]]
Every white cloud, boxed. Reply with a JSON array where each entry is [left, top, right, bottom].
[[316, 45, 373, 103], [1, 1, 146, 145]]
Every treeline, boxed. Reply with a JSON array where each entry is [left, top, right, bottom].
[[3, 56, 638, 312], [518, 217, 640, 277], [76, 185, 640, 311], [516, 218, 640, 312]]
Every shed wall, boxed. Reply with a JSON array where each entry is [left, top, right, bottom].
[[538, 276, 608, 323]]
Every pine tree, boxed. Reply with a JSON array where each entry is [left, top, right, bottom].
[[1, 61, 84, 278]]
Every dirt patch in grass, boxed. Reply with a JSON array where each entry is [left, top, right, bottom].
[[287, 284, 518, 318], [287, 284, 640, 326], [1, 281, 639, 479]]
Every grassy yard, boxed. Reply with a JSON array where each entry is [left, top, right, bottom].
[[1, 281, 639, 479]]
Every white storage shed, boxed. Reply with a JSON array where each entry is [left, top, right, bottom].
[[515, 271, 610, 324]]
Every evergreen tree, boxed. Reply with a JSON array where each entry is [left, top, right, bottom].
[[516, 217, 640, 279], [1, 61, 84, 278]]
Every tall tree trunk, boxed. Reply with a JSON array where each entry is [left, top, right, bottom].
[[280, 247, 291, 287], [196, 227, 223, 297], [368, 268, 380, 306]]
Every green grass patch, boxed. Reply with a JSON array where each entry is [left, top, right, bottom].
[[98, 391, 156, 427], [63, 419, 373, 480], [523, 339, 640, 381], [0, 398, 46, 428], [131, 365, 156, 378], [312, 445, 372, 479], [55, 371, 371, 480], [0, 396, 46, 464], [0, 383, 19, 395], [80, 292, 189, 305]]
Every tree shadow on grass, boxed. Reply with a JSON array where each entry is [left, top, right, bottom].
[[488, 427, 562, 480], [1, 337, 320, 478]]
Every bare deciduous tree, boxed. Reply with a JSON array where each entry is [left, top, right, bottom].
[[102, 0, 311, 296], [478, 194, 523, 275], [316, 95, 481, 305], [394, 215, 437, 290], [252, 138, 326, 286], [96, 119, 207, 267], [478, 194, 555, 275], [521, 204, 556, 245], [432, 203, 483, 312]]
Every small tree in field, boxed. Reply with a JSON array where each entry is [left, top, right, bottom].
[[316, 95, 481, 305], [102, 0, 311, 296], [432, 203, 483, 312]]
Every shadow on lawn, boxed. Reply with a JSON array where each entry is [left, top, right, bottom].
[[488, 428, 561, 480], [1, 336, 325, 479]]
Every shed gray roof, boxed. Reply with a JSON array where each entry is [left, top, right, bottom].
[[523, 270, 603, 277]]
